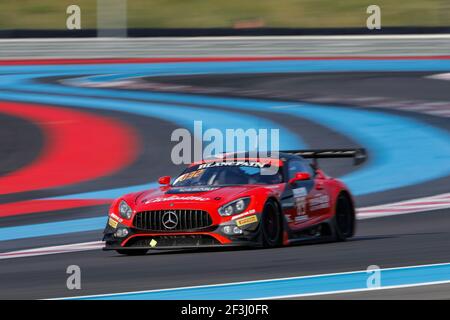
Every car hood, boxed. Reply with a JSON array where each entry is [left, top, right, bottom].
[[133, 185, 266, 210]]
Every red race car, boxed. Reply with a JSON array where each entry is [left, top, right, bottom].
[[103, 149, 366, 255]]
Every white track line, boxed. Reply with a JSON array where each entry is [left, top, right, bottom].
[[357, 192, 450, 219], [0, 241, 103, 260], [255, 280, 450, 300], [427, 73, 450, 81]]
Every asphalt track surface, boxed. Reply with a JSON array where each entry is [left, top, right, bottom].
[[0, 53, 449, 299], [3, 209, 450, 299]]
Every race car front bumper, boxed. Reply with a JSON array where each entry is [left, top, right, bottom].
[[102, 216, 262, 250]]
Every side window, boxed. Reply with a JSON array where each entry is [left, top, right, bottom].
[[288, 159, 314, 179]]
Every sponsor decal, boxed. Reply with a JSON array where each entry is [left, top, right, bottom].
[[144, 195, 210, 204], [236, 215, 258, 227], [108, 217, 118, 229], [167, 186, 219, 194], [231, 209, 256, 220], [109, 213, 123, 223], [293, 187, 307, 197], [199, 161, 268, 169], [293, 187, 308, 221], [149, 239, 157, 247], [309, 194, 330, 211], [294, 215, 308, 222]]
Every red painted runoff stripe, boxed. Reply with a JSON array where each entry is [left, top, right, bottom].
[[0, 199, 111, 218], [0, 56, 450, 66], [0, 102, 139, 195]]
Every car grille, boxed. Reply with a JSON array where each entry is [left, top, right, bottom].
[[133, 210, 213, 231]]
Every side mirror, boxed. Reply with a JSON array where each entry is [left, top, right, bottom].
[[288, 172, 311, 184], [158, 176, 171, 185]]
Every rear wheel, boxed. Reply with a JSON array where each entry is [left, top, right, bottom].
[[116, 249, 148, 256], [332, 193, 355, 241], [261, 200, 282, 248]]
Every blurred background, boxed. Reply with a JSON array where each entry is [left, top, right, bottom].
[[1, 0, 449, 29]]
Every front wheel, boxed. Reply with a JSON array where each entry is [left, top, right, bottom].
[[261, 200, 282, 248], [332, 193, 355, 241], [116, 249, 148, 256]]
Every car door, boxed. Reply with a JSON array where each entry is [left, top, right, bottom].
[[283, 159, 315, 230]]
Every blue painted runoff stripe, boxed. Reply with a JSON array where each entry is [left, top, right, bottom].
[[0, 217, 106, 241], [2, 59, 450, 76], [64, 262, 450, 300]]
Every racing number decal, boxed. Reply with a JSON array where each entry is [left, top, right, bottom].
[[173, 169, 205, 184]]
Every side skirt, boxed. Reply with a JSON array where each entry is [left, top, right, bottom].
[[286, 218, 337, 245]]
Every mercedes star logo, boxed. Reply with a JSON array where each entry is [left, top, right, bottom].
[[162, 211, 178, 230]]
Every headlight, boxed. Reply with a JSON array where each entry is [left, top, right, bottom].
[[118, 200, 133, 219], [218, 197, 250, 216]]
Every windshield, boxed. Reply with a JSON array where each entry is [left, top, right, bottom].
[[172, 161, 283, 186]]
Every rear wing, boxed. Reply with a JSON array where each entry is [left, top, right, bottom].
[[282, 148, 367, 166]]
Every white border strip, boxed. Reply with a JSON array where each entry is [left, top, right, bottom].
[[357, 192, 450, 219], [1, 34, 450, 43]]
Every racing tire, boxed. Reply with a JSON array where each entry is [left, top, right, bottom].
[[116, 249, 148, 256], [332, 193, 355, 241], [261, 200, 283, 248]]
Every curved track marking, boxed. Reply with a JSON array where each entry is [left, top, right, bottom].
[[0, 90, 303, 151], [0, 57, 449, 235], [0, 101, 139, 195], [9, 73, 450, 196], [0, 241, 103, 260], [1, 56, 449, 195]]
